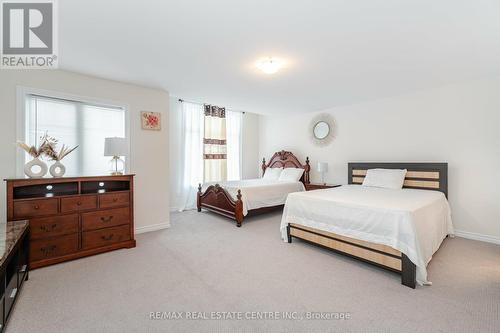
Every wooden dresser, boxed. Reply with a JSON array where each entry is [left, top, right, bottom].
[[5, 175, 136, 269]]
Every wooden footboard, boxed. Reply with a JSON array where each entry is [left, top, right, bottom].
[[197, 184, 244, 227], [287, 223, 417, 288]]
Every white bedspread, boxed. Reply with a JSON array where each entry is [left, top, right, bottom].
[[203, 179, 305, 216], [280, 185, 454, 285]]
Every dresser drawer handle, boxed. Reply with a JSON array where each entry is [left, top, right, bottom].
[[112, 198, 118, 202], [101, 234, 114, 241], [77, 201, 82, 206], [10, 288, 17, 299], [33, 205, 40, 210], [100, 216, 114, 223], [40, 224, 57, 232], [40, 245, 57, 256]]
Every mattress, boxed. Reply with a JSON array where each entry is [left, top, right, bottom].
[[280, 184, 454, 285], [203, 179, 305, 216]]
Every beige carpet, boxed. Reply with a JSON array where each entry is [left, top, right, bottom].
[[7, 210, 500, 333]]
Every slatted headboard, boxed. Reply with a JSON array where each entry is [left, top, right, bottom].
[[348, 163, 448, 197]]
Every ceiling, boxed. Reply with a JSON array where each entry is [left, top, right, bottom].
[[60, 0, 500, 114]]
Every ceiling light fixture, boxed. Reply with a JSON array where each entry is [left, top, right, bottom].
[[256, 57, 283, 74]]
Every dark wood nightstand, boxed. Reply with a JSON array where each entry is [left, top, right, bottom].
[[305, 183, 341, 191]]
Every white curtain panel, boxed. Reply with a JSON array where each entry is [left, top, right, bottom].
[[226, 110, 242, 181], [179, 101, 204, 211], [174, 101, 242, 211]]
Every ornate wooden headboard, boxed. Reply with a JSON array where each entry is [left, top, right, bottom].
[[348, 162, 448, 197], [262, 150, 310, 184]]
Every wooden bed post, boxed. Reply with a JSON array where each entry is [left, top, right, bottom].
[[261, 157, 267, 177], [401, 254, 416, 289], [304, 157, 311, 184], [235, 190, 244, 227], [197, 184, 202, 212]]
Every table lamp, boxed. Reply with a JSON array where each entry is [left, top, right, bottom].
[[104, 137, 127, 175], [317, 162, 328, 185]]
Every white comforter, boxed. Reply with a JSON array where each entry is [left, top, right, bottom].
[[280, 185, 454, 285], [203, 179, 305, 216]]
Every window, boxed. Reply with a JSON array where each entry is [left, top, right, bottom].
[[22, 92, 127, 176], [173, 99, 242, 211]]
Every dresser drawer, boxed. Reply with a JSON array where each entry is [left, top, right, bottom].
[[82, 207, 130, 231], [82, 225, 130, 249], [99, 192, 130, 208], [30, 233, 79, 262], [30, 214, 79, 240], [13, 198, 58, 218], [61, 195, 97, 213]]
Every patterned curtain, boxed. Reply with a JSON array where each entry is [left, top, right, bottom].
[[203, 104, 227, 182]]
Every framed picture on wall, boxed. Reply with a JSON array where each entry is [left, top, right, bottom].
[[141, 111, 161, 130]]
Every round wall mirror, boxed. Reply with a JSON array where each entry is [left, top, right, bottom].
[[310, 113, 335, 146], [313, 121, 330, 140]]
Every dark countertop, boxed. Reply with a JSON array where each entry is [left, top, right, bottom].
[[0, 220, 29, 267], [4, 174, 135, 181]]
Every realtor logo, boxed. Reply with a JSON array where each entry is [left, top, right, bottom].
[[1, 0, 58, 68]]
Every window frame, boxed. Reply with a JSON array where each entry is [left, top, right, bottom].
[[16, 86, 130, 178]]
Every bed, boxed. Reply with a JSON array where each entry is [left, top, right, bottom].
[[281, 162, 453, 288], [197, 150, 310, 227]]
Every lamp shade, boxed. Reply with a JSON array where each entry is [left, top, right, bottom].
[[104, 137, 127, 156], [317, 162, 328, 173]]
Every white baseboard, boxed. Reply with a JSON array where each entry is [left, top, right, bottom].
[[454, 229, 500, 245], [135, 222, 171, 234]]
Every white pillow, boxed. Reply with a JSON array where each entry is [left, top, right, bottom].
[[263, 167, 283, 180], [362, 168, 407, 189], [279, 168, 304, 182]]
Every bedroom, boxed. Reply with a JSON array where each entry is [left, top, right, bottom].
[[0, 0, 499, 332]]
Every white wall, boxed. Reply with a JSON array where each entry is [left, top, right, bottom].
[[169, 98, 260, 211], [259, 78, 500, 242], [0, 70, 170, 233], [241, 112, 261, 179]]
